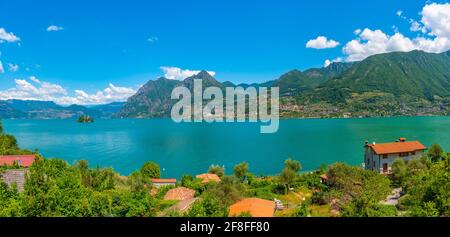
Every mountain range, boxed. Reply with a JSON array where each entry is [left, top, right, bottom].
[[0, 100, 124, 119], [1, 50, 449, 119]]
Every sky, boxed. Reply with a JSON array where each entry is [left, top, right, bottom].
[[0, 0, 449, 105]]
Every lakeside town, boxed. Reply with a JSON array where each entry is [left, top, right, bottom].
[[1, 120, 448, 217]]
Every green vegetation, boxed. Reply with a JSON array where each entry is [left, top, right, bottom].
[[77, 115, 94, 123], [208, 164, 225, 178], [0, 121, 449, 217]]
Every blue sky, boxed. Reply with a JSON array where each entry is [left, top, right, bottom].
[[0, 0, 449, 105]]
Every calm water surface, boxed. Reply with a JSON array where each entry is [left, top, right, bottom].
[[3, 117, 449, 177]]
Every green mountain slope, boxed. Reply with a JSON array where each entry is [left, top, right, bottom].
[[287, 50, 450, 117], [116, 71, 226, 118]]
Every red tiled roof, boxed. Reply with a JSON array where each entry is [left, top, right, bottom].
[[164, 187, 195, 201], [0, 155, 36, 167], [229, 198, 276, 217], [368, 141, 426, 155], [196, 173, 221, 183], [151, 178, 177, 183]]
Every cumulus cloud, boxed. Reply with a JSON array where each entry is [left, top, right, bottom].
[[306, 36, 340, 49], [160, 66, 216, 80], [0, 28, 20, 43], [0, 77, 136, 105], [28, 76, 41, 83], [46, 25, 64, 32], [340, 3, 450, 62], [56, 84, 136, 105], [0, 78, 67, 101], [7, 63, 19, 72]]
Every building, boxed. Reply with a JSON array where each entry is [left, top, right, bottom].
[[163, 187, 195, 201], [364, 138, 427, 174], [0, 155, 36, 168], [228, 198, 276, 217], [195, 173, 221, 184], [151, 178, 177, 188], [0, 169, 28, 192], [320, 174, 328, 185]]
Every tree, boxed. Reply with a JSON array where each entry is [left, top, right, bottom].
[[428, 144, 444, 162], [279, 159, 302, 193], [208, 164, 225, 177], [285, 159, 302, 172], [233, 162, 249, 181], [391, 158, 407, 187], [140, 161, 160, 179]]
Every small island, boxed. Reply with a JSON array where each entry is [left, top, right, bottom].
[[77, 115, 94, 123]]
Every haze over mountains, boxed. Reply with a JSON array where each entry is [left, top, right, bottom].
[[1, 50, 449, 119], [0, 100, 124, 119]]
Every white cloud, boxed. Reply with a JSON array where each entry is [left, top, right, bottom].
[[340, 3, 450, 62], [147, 36, 158, 43], [354, 29, 362, 35], [0, 78, 136, 105], [7, 63, 19, 72], [0, 78, 67, 101], [396, 10, 403, 17], [55, 84, 136, 105], [0, 28, 20, 43], [323, 57, 343, 67], [29, 76, 41, 84], [160, 66, 216, 80], [0, 61, 4, 73], [306, 36, 340, 49], [46, 25, 64, 32], [421, 3, 450, 39], [343, 29, 417, 61]]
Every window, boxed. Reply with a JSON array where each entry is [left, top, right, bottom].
[[411, 151, 416, 155], [382, 154, 388, 159], [399, 152, 409, 157]]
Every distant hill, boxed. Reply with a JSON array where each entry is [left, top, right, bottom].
[[288, 50, 450, 117], [0, 100, 124, 119], [116, 71, 225, 118], [3, 50, 448, 119], [117, 63, 353, 118]]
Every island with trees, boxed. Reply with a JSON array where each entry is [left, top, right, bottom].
[[77, 115, 94, 123]]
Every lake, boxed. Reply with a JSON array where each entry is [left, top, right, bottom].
[[2, 117, 449, 178]]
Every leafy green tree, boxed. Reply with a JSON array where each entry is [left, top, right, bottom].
[[140, 161, 160, 179], [391, 158, 407, 187], [208, 176, 245, 207], [128, 171, 147, 193], [233, 162, 249, 181], [428, 144, 444, 162], [208, 164, 225, 177], [292, 201, 310, 217], [326, 163, 391, 216], [279, 159, 302, 193], [285, 159, 302, 172]]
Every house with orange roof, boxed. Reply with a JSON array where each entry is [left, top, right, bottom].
[[228, 198, 276, 217], [0, 155, 36, 168], [364, 138, 427, 174], [164, 187, 195, 201], [196, 173, 221, 184]]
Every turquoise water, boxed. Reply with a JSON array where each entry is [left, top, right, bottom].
[[2, 117, 449, 178]]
